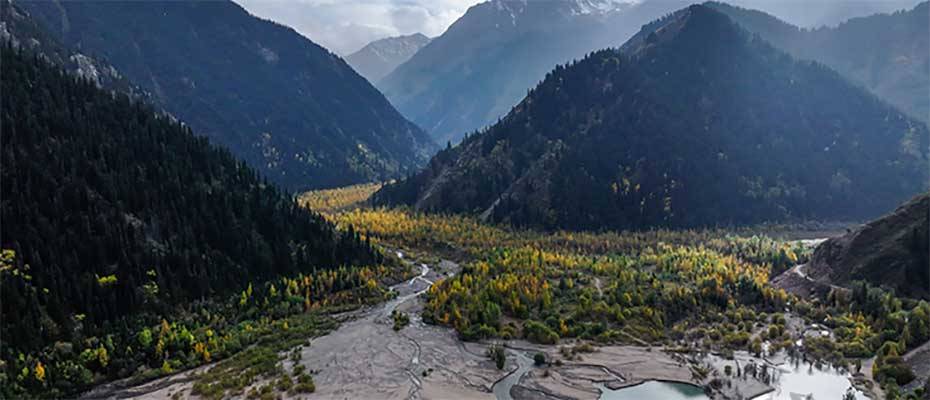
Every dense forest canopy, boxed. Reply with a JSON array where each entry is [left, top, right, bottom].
[[13, 0, 435, 191], [0, 44, 383, 395], [0, 1, 139, 96], [375, 4, 929, 231]]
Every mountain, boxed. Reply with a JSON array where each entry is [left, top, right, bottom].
[[379, 0, 690, 144], [0, 0, 137, 94], [14, 0, 436, 191], [807, 193, 929, 300], [732, 0, 921, 29], [1, 44, 382, 394], [346, 33, 431, 83], [374, 4, 929, 231], [708, 1, 929, 124]]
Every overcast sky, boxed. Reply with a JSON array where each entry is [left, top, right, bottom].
[[234, 0, 481, 55], [234, 0, 920, 56]]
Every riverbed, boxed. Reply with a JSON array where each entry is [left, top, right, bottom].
[[82, 248, 884, 400]]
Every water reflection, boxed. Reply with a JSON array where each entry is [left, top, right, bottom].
[[751, 356, 867, 400], [596, 381, 709, 400]]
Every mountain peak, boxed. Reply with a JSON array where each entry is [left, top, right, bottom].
[[346, 33, 431, 83], [375, 3, 927, 230], [621, 4, 746, 57], [488, 0, 635, 17], [568, 0, 638, 15]]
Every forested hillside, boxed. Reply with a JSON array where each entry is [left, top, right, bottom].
[[0, 1, 137, 95], [708, 1, 929, 123], [0, 44, 387, 397], [808, 192, 929, 300], [15, 0, 435, 191], [375, 5, 928, 231]]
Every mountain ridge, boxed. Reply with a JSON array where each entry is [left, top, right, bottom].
[[807, 192, 929, 300], [347, 33, 431, 83], [708, 0, 929, 123], [14, 0, 436, 191], [379, 0, 689, 144], [374, 4, 928, 230]]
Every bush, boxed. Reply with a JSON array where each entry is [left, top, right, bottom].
[[724, 331, 750, 348], [461, 324, 497, 341], [392, 311, 410, 331], [524, 320, 559, 344], [275, 374, 293, 391], [487, 344, 507, 370], [840, 341, 871, 358], [874, 355, 915, 386], [533, 353, 547, 366], [292, 373, 315, 393]]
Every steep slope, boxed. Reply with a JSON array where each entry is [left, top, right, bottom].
[[375, 5, 929, 231], [807, 193, 929, 300], [0, 0, 136, 94], [379, 0, 689, 144], [16, 0, 435, 191], [708, 1, 929, 123], [0, 44, 381, 395], [346, 33, 430, 83]]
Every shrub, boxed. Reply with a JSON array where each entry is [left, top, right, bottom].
[[533, 353, 547, 366], [523, 320, 559, 344], [392, 311, 410, 331], [487, 344, 507, 370]]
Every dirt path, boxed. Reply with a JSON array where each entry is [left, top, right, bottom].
[[791, 263, 845, 291]]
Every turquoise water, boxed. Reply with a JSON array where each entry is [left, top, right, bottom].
[[597, 381, 709, 400]]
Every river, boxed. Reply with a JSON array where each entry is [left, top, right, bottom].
[[491, 350, 534, 400]]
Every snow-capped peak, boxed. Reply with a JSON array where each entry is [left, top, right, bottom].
[[568, 0, 638, 16], [488, 0, 636, 19]]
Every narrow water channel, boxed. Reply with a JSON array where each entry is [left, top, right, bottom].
[[492, 350, 534, 400]]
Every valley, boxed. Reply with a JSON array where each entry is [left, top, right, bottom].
[[81, 184, 928, 400], [2, 1, 928, 399]]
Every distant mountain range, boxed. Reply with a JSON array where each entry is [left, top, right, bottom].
[[379, 0, 691, 144], [379, 0, 925, 145], [730, 0, 920, 28], [710, 1, 929, 123], [374, 4, 929, 230], [13, 0, 435, 191], [346, 33, 431, 83]]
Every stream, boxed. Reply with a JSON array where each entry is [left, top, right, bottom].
[[381, 260, 432, 319], [492, 350, 534, 400]]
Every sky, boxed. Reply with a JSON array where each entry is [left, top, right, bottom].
[[234, 0, 481, 55], [234, 0, 920, 56]]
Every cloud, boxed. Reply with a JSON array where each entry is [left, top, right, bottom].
[[233, 0, 480, 55], [234, 0, 921, 55]]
